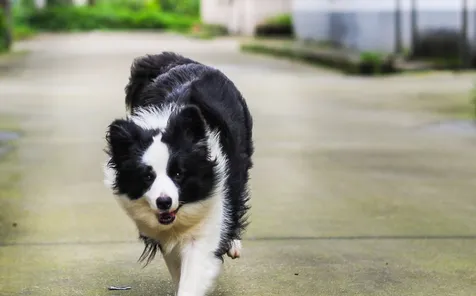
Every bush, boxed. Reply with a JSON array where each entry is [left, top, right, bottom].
[[95, 0, 152, 12], [160, 0, 200, 17], [412, 28, 461, 59], [410, 28, 473, 68], [45, 0, 75, 7], [0, 8, 9, 52], [359, 51, 394, 75], [241, 42, 397, 76], [13, 24, 36, 40], [22, 6, 197, 32], [255, 14, 293, 37]]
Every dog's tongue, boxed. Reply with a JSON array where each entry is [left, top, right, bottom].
[[161, 211, 176, 218]]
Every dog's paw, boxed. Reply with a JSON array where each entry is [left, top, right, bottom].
[[227, 239, 242, 259]]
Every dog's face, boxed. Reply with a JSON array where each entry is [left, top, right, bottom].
[[104, 105, 217, 231]]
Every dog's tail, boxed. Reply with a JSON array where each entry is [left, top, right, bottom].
[[125, 52, 198, 112]]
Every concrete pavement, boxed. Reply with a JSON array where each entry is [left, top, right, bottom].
[[0, 32, 475, 296]]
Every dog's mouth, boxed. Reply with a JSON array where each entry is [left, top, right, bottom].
[[156, 206, 181, 225]]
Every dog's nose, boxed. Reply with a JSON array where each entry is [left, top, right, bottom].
[[156, 196, 172, 210]]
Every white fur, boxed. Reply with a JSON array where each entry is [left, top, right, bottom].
[[130, 104, 176, 131], [142, 134, 180, 211], [227, 239, 242, 259], [103, 104, 233, 296]]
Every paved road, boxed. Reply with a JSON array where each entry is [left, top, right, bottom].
[[0, 32, 476, 296]]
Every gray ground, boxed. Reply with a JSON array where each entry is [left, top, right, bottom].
[[0, 32, 476, 296]]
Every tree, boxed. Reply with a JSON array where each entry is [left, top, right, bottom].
[[0, 0, 12, 51], [87, 0, 96, 6], [46, 0, 73, 7]]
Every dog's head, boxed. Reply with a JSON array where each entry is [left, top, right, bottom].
[[104, 104, 222, 231]]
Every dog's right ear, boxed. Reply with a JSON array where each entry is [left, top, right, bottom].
[[105, 119, 144, 164], [106, 119, 158, 164]]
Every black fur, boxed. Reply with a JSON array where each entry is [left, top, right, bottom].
[[138, 234, 162, 267], [110, 52, 254, 259], [105, 120, 159, 199], [162, 106, 218, 205]]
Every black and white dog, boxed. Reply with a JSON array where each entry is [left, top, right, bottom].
[[103, 52, 254, 296]]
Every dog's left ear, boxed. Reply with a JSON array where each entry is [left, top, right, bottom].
[[171, 105, 207, 144]]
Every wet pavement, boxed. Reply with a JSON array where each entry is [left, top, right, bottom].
[[0, 32, 476, 296]]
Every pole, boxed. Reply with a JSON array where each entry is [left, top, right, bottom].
[[460, 0, 470, 69], [410, 0, 417, 57], [395, 0, 402, 54]]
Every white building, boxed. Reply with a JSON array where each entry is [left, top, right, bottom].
[[201, 0, 291, 35], [292, 0, 476, 53]]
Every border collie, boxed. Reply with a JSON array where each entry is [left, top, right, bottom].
[[103, 52, 254, 296]]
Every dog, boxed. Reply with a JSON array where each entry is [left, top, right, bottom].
[[103, 52, 254, 296]]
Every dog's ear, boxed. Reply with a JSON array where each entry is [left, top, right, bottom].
[[188, 71, 237, 152], [105, 119, 152, 164], [125, 52, 197, 110], [167, 105, 207, 145]]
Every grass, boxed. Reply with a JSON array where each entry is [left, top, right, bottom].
[[13, 24, 37, 41], [412, 92, 475, 119], [471, 84, 476, 120], [359, 91, 476, 120], [0, 50, 30, 78], [0, 115, 21, 134], [0, 115, 21, 244]]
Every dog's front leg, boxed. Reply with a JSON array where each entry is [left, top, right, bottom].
[[176, 240, 222, 296], [163, 252, 181, 295]]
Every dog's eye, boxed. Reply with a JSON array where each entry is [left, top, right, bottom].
[[173, 171, 184, 182], [145, 172, 155, 182]]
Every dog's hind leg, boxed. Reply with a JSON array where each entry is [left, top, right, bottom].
[[176, 240, 222, 296], [226, 239, 242, 259]]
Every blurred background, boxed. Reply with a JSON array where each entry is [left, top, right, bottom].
[[0, 0, 476, 295]]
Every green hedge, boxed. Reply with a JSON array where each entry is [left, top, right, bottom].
[[22, 6, 198, 32], [241, 42, 397, 76], [0, 8, 9, 52], [255, 14, 293, 37]]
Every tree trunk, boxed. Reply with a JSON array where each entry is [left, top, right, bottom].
[[87, 0, 96, 6], [0, 0, 12, 51]]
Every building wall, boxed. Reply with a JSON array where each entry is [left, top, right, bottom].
[[292, 0, 476, 53], [201, 0, 233, 27], [202, 0, 291, 36], [244, 0, 291, 35]]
